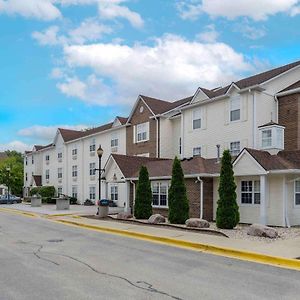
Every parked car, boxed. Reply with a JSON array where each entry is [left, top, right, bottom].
[[0, 194, 22, 204]]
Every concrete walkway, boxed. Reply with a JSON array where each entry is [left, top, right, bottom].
[[55, 215, 300, 260], [0, 203, 124, 216]]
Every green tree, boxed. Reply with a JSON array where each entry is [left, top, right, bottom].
[[0, 155, 24, 196], [168, 157, 189, 224], [134, 166, 153, 219], [216, 150, 240, 229]]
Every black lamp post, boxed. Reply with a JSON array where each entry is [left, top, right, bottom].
[[96, 145, 104, 214], [6, 167, 10, 202]]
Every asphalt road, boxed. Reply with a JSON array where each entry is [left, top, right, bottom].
[[0, 212, 299, 300]]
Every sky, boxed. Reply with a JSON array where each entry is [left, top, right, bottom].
[[0, 0, 300, 152]]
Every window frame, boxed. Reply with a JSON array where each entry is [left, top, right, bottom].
[[72, 186, 78, 199], [192, 108, 201, 130], [241, 180, 260, 205], [230, 96, 241, 122], [230, 141, 241, 156], [110, 184, 118, 201], [193, 146, 201, 157], [89, 186, 96, 200], [151, 182, 168, 208], [261, 129, 272, 149], [45, 169, 50, 180], [89, 162, 96, 176], [90, 138, 96, 152], [72, 165, 78, 178], [136, 122, 149, 143], [294, 181, 300, 207], [57, 167, 63, 179]]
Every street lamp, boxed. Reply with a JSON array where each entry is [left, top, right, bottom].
[[6, 167, 11, 202], [96, 145, 104, 215]]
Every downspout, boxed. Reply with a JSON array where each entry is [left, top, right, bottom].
[[197, 176, 204, 219], [252, 89, 257, 148], [130, 180, 136, 213], [274, 94, 279, 123], [154, 116, 159, 158]]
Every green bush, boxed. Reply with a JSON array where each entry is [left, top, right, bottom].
[[168, 157, 189, 224], [69, 197, 78, 205], [134, 166, 153, 219], [216, 150, 240, 229], [30, 186, 56, 198]]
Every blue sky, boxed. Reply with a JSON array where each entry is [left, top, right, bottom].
[[0, 0, 300, 152]]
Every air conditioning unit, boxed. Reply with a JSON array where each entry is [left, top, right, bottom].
[[72, 155, 77, 160], [58, 178, 62, 183], [111, 146, 118, 153], [58, 158, 62, 163]]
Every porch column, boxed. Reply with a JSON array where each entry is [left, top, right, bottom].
[[260, 175, 267, 225]]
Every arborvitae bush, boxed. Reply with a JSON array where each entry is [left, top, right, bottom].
[[216, 150, 240, 229], [134, 166, 153, 219], [168, 157, 189, 224]]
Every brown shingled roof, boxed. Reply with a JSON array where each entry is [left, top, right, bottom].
[[32, 175, 42, 187], [111, 154, 220, 179]]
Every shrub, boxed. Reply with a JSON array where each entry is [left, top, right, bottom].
[[168, 157, 189, 224], [134, 166, 153, 219], [69, 197, 78, 205], [216, 150, 240, 229], [30, 186, 55, 198]]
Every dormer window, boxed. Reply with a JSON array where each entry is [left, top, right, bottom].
[[230, 96, 240, 122], [258, 122, 285, 152]]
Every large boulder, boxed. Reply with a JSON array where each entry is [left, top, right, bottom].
[[185, 218, 210, 228], [117, 212, 132, 220], [247, 224, 278, 239], [148, 214, 166, 224]]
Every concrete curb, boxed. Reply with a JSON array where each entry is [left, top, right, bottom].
[[55, 218, 300, 271], [0, 207, 37, 218]]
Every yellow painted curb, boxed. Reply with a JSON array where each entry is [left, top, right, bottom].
[[0, 207, 38, 218], [55, 219, 300, 272]]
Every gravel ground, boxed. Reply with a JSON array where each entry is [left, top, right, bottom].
[[209, 222, 300, 242]]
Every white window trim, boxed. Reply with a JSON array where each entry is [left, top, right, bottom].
[[193, 146, 201, 157], [230, 141, 241, 156], [152, 181, 169, 208], [240, 180, 260, 206], [89, 186, 96, 200], [229, 96, 241, 123], [192, 108, 201, 130], [135, 122, 149, 143], [110, 184, 118, 201]]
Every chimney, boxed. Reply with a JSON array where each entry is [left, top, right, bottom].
[[216, 144, 221, 163]]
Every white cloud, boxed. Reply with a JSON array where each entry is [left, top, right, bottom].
[[59, 34, 253, 105], [0, 0, 61, 21], [68, 18, 112, 44], [0, 141, 32, 152], [196, 24, 219, 43], [177, 0, 300, 21], [32, 26, 65, 46], [57, 75, 114, 105], [98, 1, 144, 28], [18, 124, 89, 140], [237, 24, 266, 40], [50, 67, 64, 79]]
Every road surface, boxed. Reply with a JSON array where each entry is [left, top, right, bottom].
[[0, 211, 299, 300]]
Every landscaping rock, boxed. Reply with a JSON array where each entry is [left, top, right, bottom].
[[117, 212, 132, 220], [247, 224, 279, 239], [148, 214, 166, 224], [185, 218, 210, 228]]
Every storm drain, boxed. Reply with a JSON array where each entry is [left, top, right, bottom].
[[47, 239, 64, 243]]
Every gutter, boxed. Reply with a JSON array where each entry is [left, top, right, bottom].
[[276, 87, 300, 97], [126, 173, 220, 181]]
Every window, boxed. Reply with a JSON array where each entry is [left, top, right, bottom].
[[136, 122, 149, 142], [32, 156, 34, 164], [72, 148, 77, 156], [241, 180, 260, 204], [45, 169, 50, 180], [72, 165, 78, 177], [45, 155, 50, 162], [110, 185, 118, 201], [89, 163, 96, 176], [295, 181, 300, 205], [262, 129, 272, 148], [58, 168, 62, 179], [192, 109, 201, 129], [230, 141, 240, 156], [152, 182, 168, 207], [111, 132, 118, 151], [25, 173, 28, 181], [193, 147, 201, 157], [230, 96, 240, 122], [90, 138, 96, 152], [58, 152, 62, 159], [89, 186, 96, 200], [72, 186, 78, 199], [57, 187, 63, 196], [25, 157, 28, 165], [179, 138, 182, 155]]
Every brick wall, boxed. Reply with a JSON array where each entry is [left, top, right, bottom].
[[278, 93, 300, 150], [126, 99, 158, 157]]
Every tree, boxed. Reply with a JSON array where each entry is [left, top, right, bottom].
[[168, 157, 189, 224], [0, 155, 24, 196], [134, 166, 153, 219], [216, 150, 240, 229]]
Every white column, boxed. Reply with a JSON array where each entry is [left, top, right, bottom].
[[260, 175, 267, 225], [180, 113, 184, 159]]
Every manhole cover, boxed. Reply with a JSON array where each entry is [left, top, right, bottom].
[[47, 239, 64, 243]]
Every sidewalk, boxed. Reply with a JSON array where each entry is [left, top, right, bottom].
[[55, 214, 300, 260]]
